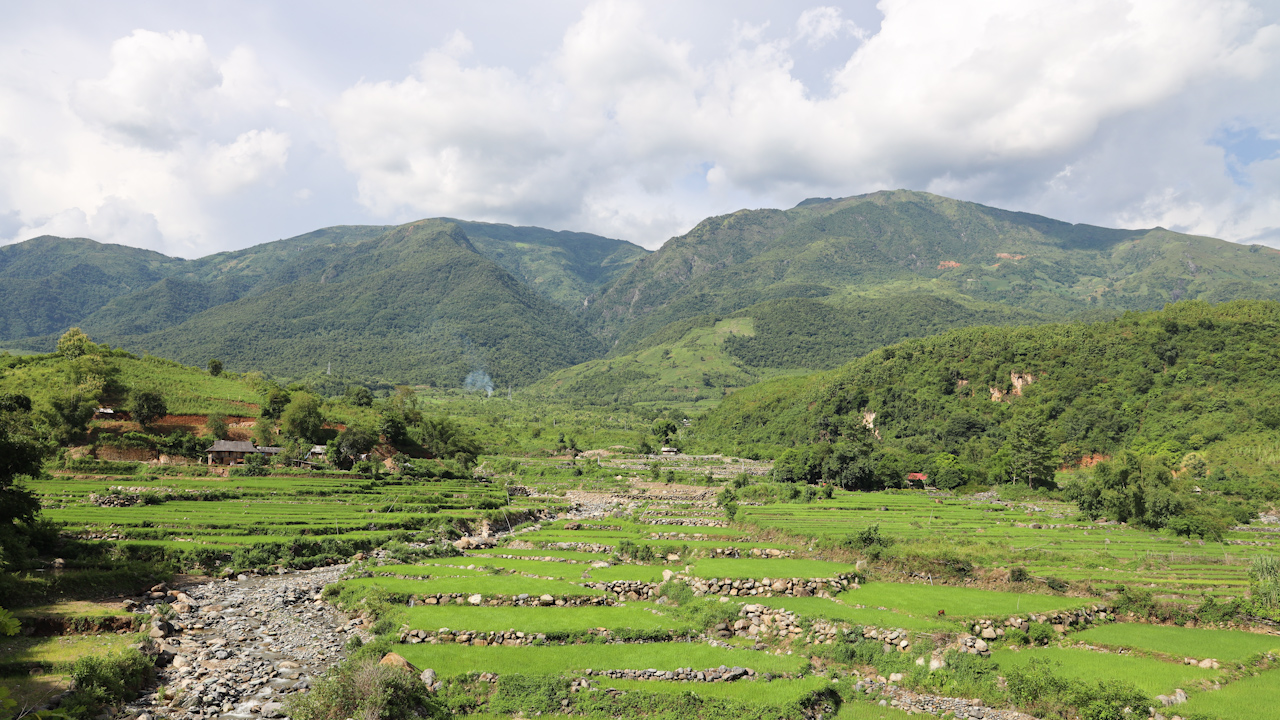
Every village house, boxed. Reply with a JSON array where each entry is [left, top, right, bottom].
[[205, 440, 283, 466]]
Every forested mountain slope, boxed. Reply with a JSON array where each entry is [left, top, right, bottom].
[[585, 190, 1280, 353], [1, 221, 645, 347], [691, 300, 1280, 489], [529, 294, 1051, 405], [449, 220, 649, 308], [107, 222, 606, 387], [0, 236, 187, 340]]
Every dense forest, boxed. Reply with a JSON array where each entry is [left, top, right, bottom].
[[8, 190, 1280, 392], [693, 300, 1280, 536], [529, 294, 1054, 404], [585, 190, 1280, 352]]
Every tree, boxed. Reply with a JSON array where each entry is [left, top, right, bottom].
[[1005, 414, 1056, 488], [379, 410, 410, 446], [280, 392, 325, 443], [334, 426, 378, 468], [205, 414, 229, 440], [128, 389, 168, 429], [56, 327, 96, 358], [252, 418, 275, 447], [652, 419, 678, 445], [208, 359, 223, 377], [0, 393, 50, 571], [260, 386, 290, 419], [419, 416, 482, 469], [344, 385, 373, 407], [41, 389, 97, 444]]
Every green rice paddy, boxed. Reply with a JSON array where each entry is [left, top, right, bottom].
[[1179, 668, 1280, 719], [1072, 624, 1280, 662], [396, 642, 804, 677], [839, 582, 1089, 619], [343, 575, 605, 597], [402, 603, 683, 634], [992, 647, 1218, 697], [691, 558, 859, 579]]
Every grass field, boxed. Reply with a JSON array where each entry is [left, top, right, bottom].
[[1179, 668, 1280, 719], [746, 596, 949, 631], [402, 603, 684, 634], [342, 574, 605, 598], [991, 647, 1219, 697], [452, 557, 666, 583], [839, 582, 1089, 619], [739, 491, 1270, 597], [0, 633, 142, 668], [1072, 624, 1280, 662], [396, 642, 804, 677], [692, 559, 859, 579]]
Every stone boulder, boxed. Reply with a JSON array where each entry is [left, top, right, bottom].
[[380, 652, 419, 672]]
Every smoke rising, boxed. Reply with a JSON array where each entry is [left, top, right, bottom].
[[464, 369, 494, 397]]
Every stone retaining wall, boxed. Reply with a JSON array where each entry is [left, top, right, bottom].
[[412, 592, 613, 607], [688, 574, 858, 599]]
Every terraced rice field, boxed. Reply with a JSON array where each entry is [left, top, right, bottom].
[[396, 642, 804, 677], [740, 491, 1271, 596], [1073, 624, 1280, 662], [991, 647, 1219, 697], [15, 453, 1280, 720], [691, 558, 859, 579], [346, 575, 607, 597], [401, 603, 683, 634], [840, 582, 1090, 619], [1179, 669, 1280, 718]]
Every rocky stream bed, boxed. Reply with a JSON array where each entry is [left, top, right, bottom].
[[118, 565, 368, 720]]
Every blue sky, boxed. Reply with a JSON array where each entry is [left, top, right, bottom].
[[1, 0, 1278, 257]]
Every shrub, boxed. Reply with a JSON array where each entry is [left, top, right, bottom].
[[1045, 576, 1070, 593], [61, 648, 153, 716], [1251, 555, 1280, 608], [657, 580, 695, 606], [1028, 622, 1057, 645], [231, 452, 269, 477], [1003, 627, 1029, 645], [206, 414, 229, 440], [1010, 566, 1029, 582], [286, 658, 447, 720]]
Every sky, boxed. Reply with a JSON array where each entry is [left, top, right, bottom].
[[1, 0, 1279, 258]]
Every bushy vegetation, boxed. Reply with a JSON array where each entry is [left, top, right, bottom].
[[696, 300, 1280, 529], [587, 190, 1280, 351], [286, 657, 447, 720], [59, 648, 153, 719]]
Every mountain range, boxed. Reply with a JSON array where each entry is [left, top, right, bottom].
[[4, 190, 1280, 391]]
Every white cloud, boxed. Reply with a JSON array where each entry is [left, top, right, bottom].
[[795, 7, 865, 47], [71, 30, 222, 149], [329, 0, 1280, 247], [4, 1, 1280, 255], [21, 196, 165, 250], [201, 129, 290, 194], [0, 28, 291, 255]]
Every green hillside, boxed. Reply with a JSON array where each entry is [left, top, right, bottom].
[[0, 348, 258, 417], [529, 294, 1051, 405], [4, 221, 644, 351], [586, 190, 1280, 352], [0, 237, 187, 340], [108, 222, 606, 387], [450, 219, 649, 308], [691, 299, 1280, 491]]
